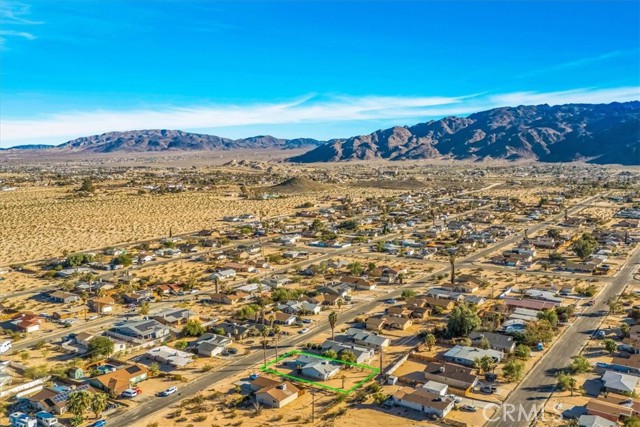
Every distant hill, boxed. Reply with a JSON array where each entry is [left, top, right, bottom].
[[261, 177, 333, 194], [57, 129, 324, 153], [0, 144, 54, 151], [289, 102, 640, 165]]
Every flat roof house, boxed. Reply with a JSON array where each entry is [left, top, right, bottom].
[[110, 319, 170, 341], [441, 346, 503, 367]]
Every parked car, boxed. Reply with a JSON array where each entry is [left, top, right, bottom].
[[595, 330, 606, 339], [227, 347, 238, 354], [481, 386, 497, 394], [461, 405, 477, 412], [299, 328, 310, 334], [89, 420, 107, 427], [159, 386, 178, 397], [249, 373, 260, 380], [120, 388, 140, 398]]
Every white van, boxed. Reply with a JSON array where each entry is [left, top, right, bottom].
[[120, 389, 138, 398], [0, 340, 12, 355]]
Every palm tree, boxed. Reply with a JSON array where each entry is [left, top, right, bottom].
[[67, 390, 92, 422], [448, 252, 457, 285], [328, 311, 338, 340], [272, 325, 281, 359], [260, 327, 271, 366], [90, 393, 108, 419]]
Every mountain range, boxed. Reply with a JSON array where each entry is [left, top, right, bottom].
[[2, 102, 638, 164], [289, 101, 640, 165], [55, 129, 324, 153]]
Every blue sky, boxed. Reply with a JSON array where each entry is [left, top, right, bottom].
[[1, 0, 639, 147]]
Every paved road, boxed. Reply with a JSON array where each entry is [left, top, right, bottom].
[[485, 246, 640, 427]]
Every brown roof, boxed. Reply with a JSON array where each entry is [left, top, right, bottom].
[[393, 387, 452, 410], [587, 398, 633, 418], [257, 381, 300, 402]]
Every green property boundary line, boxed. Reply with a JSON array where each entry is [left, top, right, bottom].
[[259, 349, 380, 394]]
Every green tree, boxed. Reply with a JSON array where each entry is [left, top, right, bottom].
[[572, 233, 598, 260], [478, 337, 491, 350], [87, 337, 115, 358], [401, 289, 417, 299], [423, 333, 436, 351], [514, 344, 531, 359], [523, 320, 555, 346], [339, 350, 357, 364], [322, 349, 338, 359], [67, 390, 92, 421], [502, 359, 525, 382], [446, 303, 480, 337], [79, 178, 95, 193], [537, 309, 558, 328], [603, 338, 618, 355], [624, 416, 640, 427], [570, 355, 591, 374], [90, 393, 108, 419], [149, 362, 160, 376], [182, 320, 205, 337], [556, 372, 577, 396], [139, 301, 150, 316], [347, 262, 364, 276], [112, 253, 133, 267], [475, 355, 497, 373], [329, 311, 338, 340]]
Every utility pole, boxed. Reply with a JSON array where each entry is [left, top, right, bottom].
[[311, 389, 316, 424], [379, 345, 383, 376]]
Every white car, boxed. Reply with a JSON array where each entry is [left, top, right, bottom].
[[159, 386, 177, 396], [299, 328, 310, 334], [88, 315, 98, 321]]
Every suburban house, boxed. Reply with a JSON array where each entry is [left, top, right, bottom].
[[577, 415, 616, 427], [320, 340, 375, 364], [392, 387, 455, 418], [151, 307, 197, 326], [308, 293, 342, 306], [90, 364, 149, 395], [271, 312, 297, 326], [7, 313, 45, 333], [52, 306, 87, 321], [90, 296, 115, 314], [223, 262, 256, 273], [345, 328, 390, 348], [366, 316, 388, 332], [278, 300, 322, 315], [340, 276, 376, 290], [145, 346, 193, 368], [49, 291, 80, 304], [383, 316, 413, 330], [293, 355, 341, 381], [601, 370, 639, 394], [207, 292, 250, 305], [188, 333, 233, 357], [469, 332, 516, 353], [109, 319, 170, 341], [261, 276, 292, 289], [255, 381, 300, 408], [398, 360, 479, 394], [210, 269, 236, 281], [441, 346, 503, 367]]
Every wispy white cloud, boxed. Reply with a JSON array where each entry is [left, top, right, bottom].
[[0, 29, 36, 40], [0, 1, 42, 48], [518, 49, 638, 78], [1, 87, 638, 146]]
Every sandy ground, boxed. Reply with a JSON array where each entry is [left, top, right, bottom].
[[0, 185, 396, 265]]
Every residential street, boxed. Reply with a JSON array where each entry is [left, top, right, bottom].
[[485, 246, 640, 427]]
